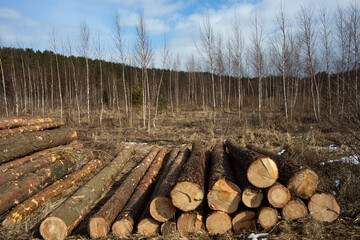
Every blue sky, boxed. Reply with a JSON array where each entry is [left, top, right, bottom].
[[0, 0, 354, 69]]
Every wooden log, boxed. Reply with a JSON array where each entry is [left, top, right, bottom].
[[205, 210, 232, 234], [0, 153, 61, 186], [177, 207, 205, 235], [88, 148, 163, 239], [150, 147, 190, 222], [161, 221, 177, 235], [0, 117, 53, 129], [225, 139, 278, 188], [0, 141, 83, 173], [308, 192, 340, 222], [207, 142, 241, 213], [0, 127, 77, 164], [2, 158, 101, 227], [247, 144, 319, 199], [0, 121, 65, 138], [136, 148, 181, 237], [232, 210, 256, 233], [39, 147, 132, 240], [258, 206, 279, 229], [0, 147, 90, 215], [136, 214, 161, 236], [281, 198, 308, 220], [231, 156, 263, 208], [267, 182, 291, 208], [112, 148, 167, 236], [170, 141, 206, 212]]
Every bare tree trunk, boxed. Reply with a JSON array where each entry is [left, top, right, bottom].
[[0, 57, 8, 117], [11, 56, 19, 116]]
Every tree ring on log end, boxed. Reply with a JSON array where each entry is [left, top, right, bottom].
[[112, 219, 133, 236], [171, 181, 204, 212], [247, 157, 278, 188], [308, 193, 340, 222], [40, 216, 68, 240], [287, 168, 319, 199], [150, 196, 176, 222], [206, 211, 232, 234], [88, 217, 109, 239], [207, 178, 241, 213], [137, 218, 160, 236], [232, 211, 256, 233]]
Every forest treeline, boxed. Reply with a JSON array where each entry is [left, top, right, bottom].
[[0, 2, 360, 130]]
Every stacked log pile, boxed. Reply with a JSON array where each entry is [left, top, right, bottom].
[[0, 117, 97, 229], [0, 124, 341, 239]]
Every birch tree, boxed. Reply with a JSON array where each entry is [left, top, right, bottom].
[[232, 13, 244, 118], [135, 12, 153, 132], [50, 28, 63, 120], [197, 14, 216, 122], [114, 12, 129, 118], [79, 20, 90, 123], [250, 13, 265, 123]]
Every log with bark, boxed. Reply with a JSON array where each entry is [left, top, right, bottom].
[[0, 147, 91, 215], [150, 147, 190, 222], [39, 147, 133, 240], [112, 148, 167, 236], [136, 149, 181, 237], [258, 206, 279, 229], [231, 156, 263, 208], [205, 210, 232, 234], [0, 117, 53, 129], [247, 144, 319, 199], [0, 121, 65, 138], [267, 182, 291, 208], [170, 141, 206, 212], [207, 142, 241, 213], [232, 210, 257, 233], [0, 141, 83, 173], [308, 192, 340, 222], [225, 139, 278, 188], [177, 206, 205, 235], [2, 158, 101, 227], [0, 127, 77, 164], [281, 198, 308, 220], [88, 148, 164, 239], [0, 153, 61, 186]]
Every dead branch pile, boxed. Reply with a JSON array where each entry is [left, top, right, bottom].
[[0, 125, 340, 239]]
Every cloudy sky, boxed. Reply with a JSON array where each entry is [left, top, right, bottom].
[[0, 0, 354, 69]]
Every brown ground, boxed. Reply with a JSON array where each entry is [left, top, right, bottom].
[[0, 107, 360, 239]]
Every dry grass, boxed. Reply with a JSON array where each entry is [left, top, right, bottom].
[[1, 107, 360, 239]]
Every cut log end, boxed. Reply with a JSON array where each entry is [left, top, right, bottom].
[[88, 217, 110, 239], [308, 193, 340, 223], [242, 186, 264, 208], [177, 212, 204, 235], [232, 211, 256, 233], [207, 178, 241, 213], [112, 219, 133, 236], [282, 199, 308, 221], [40, 216, 68, 240], [171, 181, 204, 212], [267, 183, 291, 208], [287, 168, 319, 199], [258, 207, 279, 229], [150, 196, 176, 222], [206, 211, 232, 234], [247, 157, 278, 188], [137, 218, 160, 236], [161, 221, 177, 235]]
